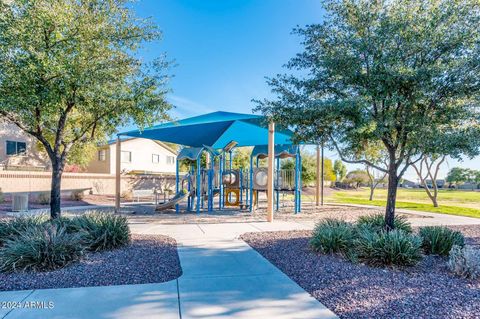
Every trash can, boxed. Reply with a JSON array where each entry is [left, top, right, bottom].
[[12, 193, 29, 212]]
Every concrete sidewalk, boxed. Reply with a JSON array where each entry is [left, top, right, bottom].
[[0, 220, 337, 319]]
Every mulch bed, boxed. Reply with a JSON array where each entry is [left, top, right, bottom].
[[241, 225, 480, 319], [0, 234, 182, 291]]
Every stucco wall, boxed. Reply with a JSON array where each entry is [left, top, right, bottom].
[[0, 171, 176, 196]]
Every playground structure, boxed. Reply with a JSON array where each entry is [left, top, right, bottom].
[[164, 143, 302, 214], [117, 111, 325, 221]]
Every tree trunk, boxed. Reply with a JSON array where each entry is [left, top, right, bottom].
[[385, 165, 399, 231], [50, 161, 64, 219], [369, 186, 374, 201]]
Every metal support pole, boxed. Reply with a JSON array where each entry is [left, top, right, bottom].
[[249, 155, 254, 212], [275, 156, 280, 211], [321, 144, 325, 206], [175, 159, 179, 213], [267, 122, 275, 222], [115, 136, 121, 213], [294, 152, 299, 213], [316, 144, 320, 207], [298, 154, 302, 213], [196, 157, 201, 213]]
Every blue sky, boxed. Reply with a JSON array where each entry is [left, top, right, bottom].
[[129, 0, 479, 181]]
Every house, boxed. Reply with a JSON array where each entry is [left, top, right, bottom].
[[400, 179, 417, 188], [85, 138, 177, 175], [1, 121, 177, 174], [0, 121, 50, 171]]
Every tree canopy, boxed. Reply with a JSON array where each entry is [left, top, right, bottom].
[[0, 0, 172, 217], [255, 0, 480, 229]]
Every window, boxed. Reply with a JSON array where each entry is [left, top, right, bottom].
[[166, 155, 175, 165], [152, 154, 160, 164], [98, 150, 106, 161], [121, 151, 132, 163], [6, 140, 27, 156]]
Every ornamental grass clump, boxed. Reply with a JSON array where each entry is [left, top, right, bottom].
[[310, 218, 354, 255], [0, 224, 84, 272], [357, 213, 412, 234], [354, 228, 423, 267], [0, 215, 48, 245], [419, 226, 465, 256], [448, 245, 480, 279], [72, 212, 130, 252]]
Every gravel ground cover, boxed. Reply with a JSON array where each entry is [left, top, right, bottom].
[[0, 234, 182, 291], [125, 203, 425, 224], [241, 226, 480, 319]]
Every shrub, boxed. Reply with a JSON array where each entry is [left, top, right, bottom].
[[36, 192, 50, 205], [419, 226, 465, 256], [310, 219, 354, 255], [0, 224, 84, 272], [354, 228, 423, 267], [0, 215, 48, 244], [357, 213, 412, 234], [72, 212, 130, 251], [0, 188, 4, 204], [448, 245, 480, 279], [70, 190, 85, 201]]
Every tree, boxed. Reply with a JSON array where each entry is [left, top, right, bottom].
[[282, 151, 335, 186], [412, 155, 446, 207], [446, 167, 470, 186], [0, 0, 172, 218], [366, 166, 388, 201], [255, 0, 480, 229], [232, 147, 252, 169], [345, 169, 369, 189], [333, 159, 347, 182]]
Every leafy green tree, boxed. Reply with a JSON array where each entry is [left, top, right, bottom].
[[255, 0, 480, 229], [232, 147, 252, 169], [282, 152, 335, 186], [0, 0, 171, 218], [446, 167, 470, 186], [333, 160, 347, 182], [345, 169, 369, 189]]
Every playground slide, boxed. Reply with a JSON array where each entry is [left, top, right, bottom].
[[155, 190, 189, 211]]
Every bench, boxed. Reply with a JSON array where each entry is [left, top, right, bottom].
[[132, 189, 155, 202]]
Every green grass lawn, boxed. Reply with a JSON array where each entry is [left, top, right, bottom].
[[324, 188, 480, 218]]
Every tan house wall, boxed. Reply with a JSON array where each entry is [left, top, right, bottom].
[[86, 138, 177, 174], [0, 122, 50, 171]]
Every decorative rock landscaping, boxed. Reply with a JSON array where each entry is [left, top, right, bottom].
[[242, 225, 480, 319], [0, 234, 182, 291]]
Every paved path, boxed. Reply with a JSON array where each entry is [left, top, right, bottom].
[[2, 210, 479, 319], [0, 221, 337, 319]]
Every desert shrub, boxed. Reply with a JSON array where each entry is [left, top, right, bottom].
[[48, 216, 82, 234], [419, 226, 465, 256], [310, 219, 354, 254], [0, 215, 48, 244], [36, 192, 50, 205], [357, 213, 412, 234], [0, 224, 84, 272], [448, 245, 480, 279], [354, 228, 423, 267], [72, 212, 130, 251], [70, 190, 85, 201]]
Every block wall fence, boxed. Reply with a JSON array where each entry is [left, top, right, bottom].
[[0, 171, 176, 196]]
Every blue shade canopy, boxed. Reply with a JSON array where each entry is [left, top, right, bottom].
[[177, 147, 204, 161], [119, 111, 294, 148], [252, 145, 300, 159]]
